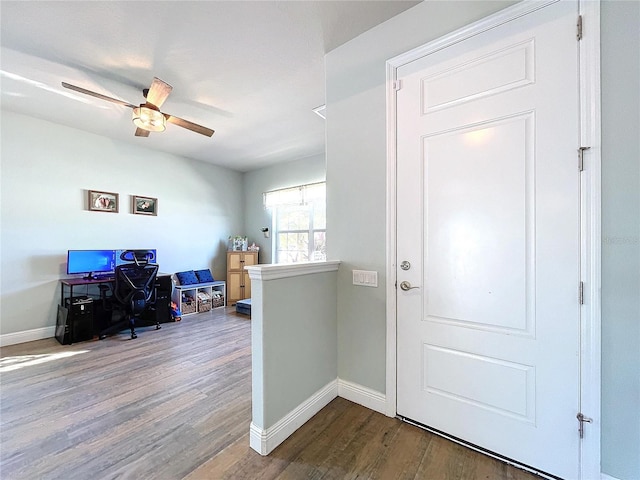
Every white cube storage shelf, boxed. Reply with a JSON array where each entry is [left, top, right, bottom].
[[173, 281, 226, 316]]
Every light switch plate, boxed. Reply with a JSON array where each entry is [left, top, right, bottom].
[[352, 270, 378, 287]]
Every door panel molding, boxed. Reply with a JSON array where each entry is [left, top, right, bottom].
[[422, 343, 536, 423], [421, 38, 535, 113], [385, 1, 601, 478]]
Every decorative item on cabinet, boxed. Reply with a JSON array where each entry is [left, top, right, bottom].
[[228, 235, 248, 251]]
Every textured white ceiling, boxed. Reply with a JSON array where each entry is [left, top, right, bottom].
[[0, 1, 419, 172]]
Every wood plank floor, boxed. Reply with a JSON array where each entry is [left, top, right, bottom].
[[1, 307, 541, 480]]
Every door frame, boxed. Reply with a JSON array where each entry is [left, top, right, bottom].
[[384, 1, 601, 478]]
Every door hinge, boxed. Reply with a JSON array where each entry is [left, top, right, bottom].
[[579, 281, 585, 305], [393, 80, 402, 91], [577, 15, 583, 40], [577, 412, 593, 438], [578, 146, 590, 172]]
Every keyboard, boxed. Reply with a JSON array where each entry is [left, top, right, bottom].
[[92, 274, 114, 281]]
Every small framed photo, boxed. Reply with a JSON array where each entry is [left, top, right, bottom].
[[133, 195, 158, 216], [88, 190, 119, 213]]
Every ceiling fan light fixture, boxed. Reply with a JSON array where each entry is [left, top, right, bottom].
[[61, 79, 213, 137], [132, 105, 166, 132]]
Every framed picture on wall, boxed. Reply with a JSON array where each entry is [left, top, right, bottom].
[[88, 190, 119, 213], [132, 195, 158, 216]]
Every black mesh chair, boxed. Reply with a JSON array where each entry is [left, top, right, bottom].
[[99, 250, 159, 340]]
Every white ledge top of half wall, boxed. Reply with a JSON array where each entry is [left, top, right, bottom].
[[245, 260, 341, 281]]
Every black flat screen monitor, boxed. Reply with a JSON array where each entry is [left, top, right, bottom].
[[67, 250, 116, 278]]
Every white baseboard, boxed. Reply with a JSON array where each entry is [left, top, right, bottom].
[[337, 378, 386, 415], [0, 326, 55, 347], [250, 379, 338, 456], [602, 474, 621, 480]]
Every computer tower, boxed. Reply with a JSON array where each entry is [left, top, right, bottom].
[[153, 289, 171, 324], [61, 296, 94, 343], [155, 274, 172, 293], [139, 275, 172, 325], [155, 275, 172, 323]]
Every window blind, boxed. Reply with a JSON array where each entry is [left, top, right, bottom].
[[263, 182, 325, 209]]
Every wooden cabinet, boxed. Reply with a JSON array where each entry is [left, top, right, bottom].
[[227, 251, 257, 305]]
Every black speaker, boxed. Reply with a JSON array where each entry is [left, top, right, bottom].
[[56, 305, 71, 345]]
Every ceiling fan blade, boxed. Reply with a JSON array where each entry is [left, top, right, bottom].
[[61, 82, 136, 108], [145, 78, 173, 108], [135, 127, 150, 137], [165, 114, 215, 137]]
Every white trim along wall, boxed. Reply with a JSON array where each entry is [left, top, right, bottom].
[[250, 380, 338, 455], [0, 327, 56, 347], [249, 377, 388, 456]]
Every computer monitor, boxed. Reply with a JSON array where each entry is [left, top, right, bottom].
[[67, 250, 116, 279]]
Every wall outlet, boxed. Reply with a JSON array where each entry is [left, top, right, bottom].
[[353, 270, 378, 287]]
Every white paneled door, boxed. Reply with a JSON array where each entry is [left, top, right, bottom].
[[396, 2, 581, 478]]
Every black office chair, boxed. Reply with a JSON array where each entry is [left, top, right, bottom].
[[99, 250, 159, 340]]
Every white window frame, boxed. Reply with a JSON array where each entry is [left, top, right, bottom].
[[264, 182, 326, 264]]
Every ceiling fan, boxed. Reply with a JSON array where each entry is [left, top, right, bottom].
[[61, 77, 214, 137]]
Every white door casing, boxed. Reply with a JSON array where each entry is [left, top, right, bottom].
[[386, 1, 601, 479]]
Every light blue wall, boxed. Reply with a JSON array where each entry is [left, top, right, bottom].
[[326, 0, 516, 395], [251, 269, 338, 429], [243, 154, 325, 264], [326, 1, 639, 478], [600, 1, 640, 478], [0, 111, 244, 336]]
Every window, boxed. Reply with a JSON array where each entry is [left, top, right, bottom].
[[264, 182, 326, 264]]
